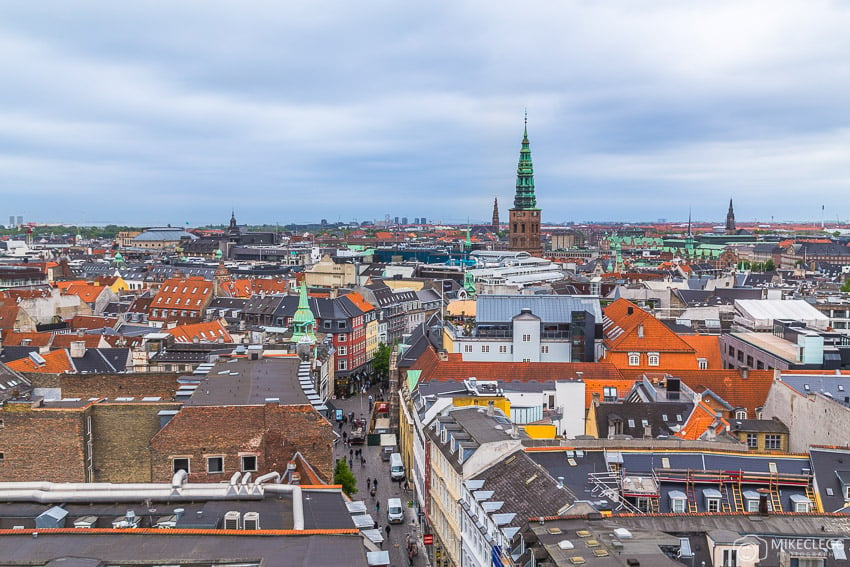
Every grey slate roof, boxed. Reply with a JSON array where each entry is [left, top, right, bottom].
[[475, 294, 602, 324], [780, 374, 850, 407]]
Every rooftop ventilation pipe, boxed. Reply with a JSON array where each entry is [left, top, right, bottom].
[[171, 469, 188, 489]]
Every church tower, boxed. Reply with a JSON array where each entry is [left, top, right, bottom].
[[491, 196, 500, 230], [725, 198, 736, 235], [509, 114, 542, 256]]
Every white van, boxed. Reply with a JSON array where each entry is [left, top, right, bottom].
[[390, 452, 405, 480], [387, 497, 404, 524]]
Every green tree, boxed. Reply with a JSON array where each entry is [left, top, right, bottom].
[[841, 279, 850, 293], [764, 259, 776, 272], [372, 342, 391, 381], [334, 458, 358, 496]]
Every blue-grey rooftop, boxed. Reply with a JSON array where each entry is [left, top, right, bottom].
[[475, 294, 602, 324]]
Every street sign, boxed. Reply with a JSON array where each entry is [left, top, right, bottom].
[[423, 534, 434, 545]]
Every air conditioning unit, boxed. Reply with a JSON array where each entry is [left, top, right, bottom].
[[224, 510, 241, 530], [243, 512, 260, 530], [155, 515, 177, 529], [73, 516, 98, 529]]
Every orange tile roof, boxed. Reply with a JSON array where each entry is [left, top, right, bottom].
[[63, 283, 108, 304], [55, 280, 87, 292], [410, 347, 626, 384], [50, 334, 102, 350], [619, 368, 774, 415], [0, 305, 20, 330], [167, 320, 233, 343], [679, 335, 723, 369], [150, 277, 214, 320], [343, 291, 376, 313], [1, 331, 53, 347], [676, 401, 717, 440], [6, 349, 73, 373], [70, 315, 119, 330], [603, 298, 696, 353]]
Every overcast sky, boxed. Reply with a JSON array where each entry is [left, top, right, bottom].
[[2, 1, 850, 227]]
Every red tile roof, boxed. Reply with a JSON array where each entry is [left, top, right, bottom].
[[167, 320, 233, 343], [1, 331, 53, 347], [343, 292, 376, 313], [6, 349, 73, 373], [63, 283, 108, 304], [677, 400, 722, 440], [150, 277, 213, 320], [603, 298, 696, 353], [70, 315, 119, 330], [0, 305, 20, 330], [679, 334, 723, 369], [410, 347, 626, 384]]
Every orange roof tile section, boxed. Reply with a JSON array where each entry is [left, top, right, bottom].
[[1, 331, 53, 347], [167, 320, 233, 343], [410, 347, 626, 384], [603, 298, 696, 353], [344, 292, 376, 313], [676, 401, 717, 440], [151, 277, 213, 313], [6, 349, 73, 373], [679, 335, 723, 368]]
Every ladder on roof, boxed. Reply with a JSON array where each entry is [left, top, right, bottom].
[[805, 483, 820, 513], [731, 481, 744, 513], [719, 479, 733, 513], [769, 471, 784, 513], [648, 495, 660, 514], [686, 470, 699, 514]]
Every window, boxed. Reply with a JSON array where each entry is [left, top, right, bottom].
[[746, 355, 754, 367], [737, 350, 744, 362], [647, 352, 659, 366], [172, 458, 190, 474], [636, 497, 651, 512], [628, 352, 640, 366], [794, 500, 811, 513], [337, 346, 347, 356], [706, 498, 720, 513], [671, 498, 685, 513], [338, 359, 347, 371], [722, 548, 737, 567], [698, 358, 708, 370], [728, 345, 735, 356], [735, 409, 747, 420], [765, 434, 781, 450], [207, 456, 224, 474], [338, 334, 347, 342], [499, 345, 507, 353], [323, 321, 332, 329], [0, 452, 4, 462], [337, 321, 346, 329], [241, 455, 257, 472], [541, 345, 549, 354], [746, 434, 758, 449], [464, 344, 473, 353], [522, 334, 531, 342], [746, 498, 759, 513], [603, 387, 617, 402]]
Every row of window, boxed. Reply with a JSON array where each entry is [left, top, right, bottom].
[[628, 352, 660, 366], [746, 433, 782, 450], [152, 308, 200, 319], [172, 455, 257, 475], [461, 344, 554, 354]]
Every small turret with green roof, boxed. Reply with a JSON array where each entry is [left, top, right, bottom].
[[291, 281, 317, 344]]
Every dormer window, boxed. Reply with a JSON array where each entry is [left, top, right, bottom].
[[647, 352, 660, 366], [628, 352, 640, 366], [735, 409, 747, 420]]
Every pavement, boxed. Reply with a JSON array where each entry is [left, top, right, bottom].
[[331, 388, 428, 567]]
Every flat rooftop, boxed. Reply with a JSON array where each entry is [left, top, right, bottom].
[[185, 357, 309, 406]]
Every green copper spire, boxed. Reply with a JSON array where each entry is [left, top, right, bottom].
[[514, 112, 537, 210], [291, 281, 317, 343]]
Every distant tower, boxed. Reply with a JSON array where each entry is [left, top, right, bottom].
[[725, 198, 736, 235], [509, 113, 542, 256], [491, 196, 500, 230], [227, 210, 241, 243]]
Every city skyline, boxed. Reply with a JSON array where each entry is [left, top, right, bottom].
[[2, 2, 850, 226]]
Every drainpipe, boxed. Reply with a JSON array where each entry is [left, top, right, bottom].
[[171, 469, 188, 489]]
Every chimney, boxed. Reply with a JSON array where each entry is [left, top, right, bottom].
[[757, 488, 770, 516], [438, 350, 448, 362], [70, 340, 86, 359], [557, 476, 564, 489], [637, 324, 644, 338], [741, 366, 749, 380], [487, 400, 495, 417]]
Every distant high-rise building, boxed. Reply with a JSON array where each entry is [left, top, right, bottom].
[[509, 114, 542, 256], [16, 216, 23, 227], [725, 199, 736, 235], [8, 216, 14, 228], [394, 216, 399, 225], [492, 196, 500, 229], [401, 217, 408, 225]]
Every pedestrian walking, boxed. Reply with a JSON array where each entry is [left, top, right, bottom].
[[376, 501, 380, 513], [361, 455, 366, 466], [385, 524, 391, 539], [349, 457, 353, 468], [373, 478, 378, 490], [367, 477, 371, 488], [349, 448, 353, 459]]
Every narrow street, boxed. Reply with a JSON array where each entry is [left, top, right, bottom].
[[331, 389, 427, 567]]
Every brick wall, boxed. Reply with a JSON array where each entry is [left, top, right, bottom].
[[0, 403, 87, 482], [90, 402, 182, 483], [60, 372, 182, 399], [149, 404, 335, 484]]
